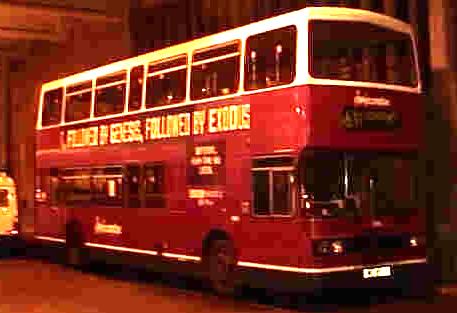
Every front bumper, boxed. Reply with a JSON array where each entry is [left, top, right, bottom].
[[237, 258, 429, 293]]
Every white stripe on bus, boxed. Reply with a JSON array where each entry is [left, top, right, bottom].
[[162, 252, 201, 262], [35, 236, 66, 243], [236, 258, 427, 274], [84, 242, 158, 256], [33, 236, 426, 273]]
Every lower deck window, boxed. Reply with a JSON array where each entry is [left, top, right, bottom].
[[252, 167, 295, 216], [38, 164, 166, 209]]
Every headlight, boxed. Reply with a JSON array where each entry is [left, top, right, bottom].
[[314, 239, 345, 255], [409, 234, 426, 247]]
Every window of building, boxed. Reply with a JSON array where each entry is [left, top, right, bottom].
[[252, 161, 295, 216], [144, 164, 165, 208], [146, 56, 187, 108], [129, 66, 144, 111], [42, 88, 63, 126], [65, 81, 92, 122], [191, 41, 240, 100], [95, 72, 126, 116], [245, 26, 296, 90]]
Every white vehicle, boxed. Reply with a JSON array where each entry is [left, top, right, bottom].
[[0, 171, 18, 237]]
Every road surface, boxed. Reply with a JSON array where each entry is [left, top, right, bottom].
[[0, 257, 455, 313]]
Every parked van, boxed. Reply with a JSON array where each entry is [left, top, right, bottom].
[[0, 171, 18, 237]]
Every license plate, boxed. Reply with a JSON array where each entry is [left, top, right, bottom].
[[363, 266, 392, 279]]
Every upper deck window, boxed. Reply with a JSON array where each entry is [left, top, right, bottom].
[[191, 41, 240, 100], [129, 66, 144, 111], [146, 55, 187, 108], [309, 20, 417, 87], [65, 81, 92, 122], [42, 88, 63, 127], [245, 26, 297, 90], [95, 71, 126, 116]]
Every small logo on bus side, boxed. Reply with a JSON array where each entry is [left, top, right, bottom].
[[94, 216, 123, 235], [354, 90, 391, 107]]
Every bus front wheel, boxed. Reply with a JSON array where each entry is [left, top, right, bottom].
[[207, 239, 237, 296]]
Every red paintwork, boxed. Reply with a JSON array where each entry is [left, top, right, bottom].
[[35, 84, 425, 272]]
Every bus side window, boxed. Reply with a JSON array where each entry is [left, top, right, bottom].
[[129, 66, 144, 111], [95, 72, 126, 117], [245, 26, 296, 90], [146, 56, 187, 108], [252, 170, 270, 215], [65, 81, 92, 122], [42, 88, 63, 127], [252, 157, 295, 216], [60, 168, 92, 207], [50, 167, 60, 206], [144, 164, 165, 208], [125, 164, 141, 208], [92, 166, 124, 207], [191, 41, 240, 100]]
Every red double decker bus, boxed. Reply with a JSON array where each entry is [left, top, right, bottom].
[[34, 7, 427, 295]]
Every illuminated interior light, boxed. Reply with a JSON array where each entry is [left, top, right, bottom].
[[10, 230, 18, 235], [250, 50, 257, 59], [289, 175, 295, 183], [167, 95, 174, 100], [230, 215, 240, 222], [276, 44, 283, 54], [221, 88, 230, 95], [410, 237, 418, 247], [305, 201, 311, 209], [295, 107, 301, 114], [107, 180, 116, 197]]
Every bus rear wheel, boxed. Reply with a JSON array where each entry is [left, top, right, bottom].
[[207, 239, 237, 296]]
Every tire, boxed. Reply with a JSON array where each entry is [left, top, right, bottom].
[[207, 239, 237, 296], [207, 239, 236, 296]]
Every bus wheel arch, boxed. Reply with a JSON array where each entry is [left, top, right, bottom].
[[202, 229, 238, 296]]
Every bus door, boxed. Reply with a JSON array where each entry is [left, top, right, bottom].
[[240, 157, 301, 267]]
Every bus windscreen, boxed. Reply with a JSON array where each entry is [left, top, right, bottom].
[[309, 20, 417, 87]]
